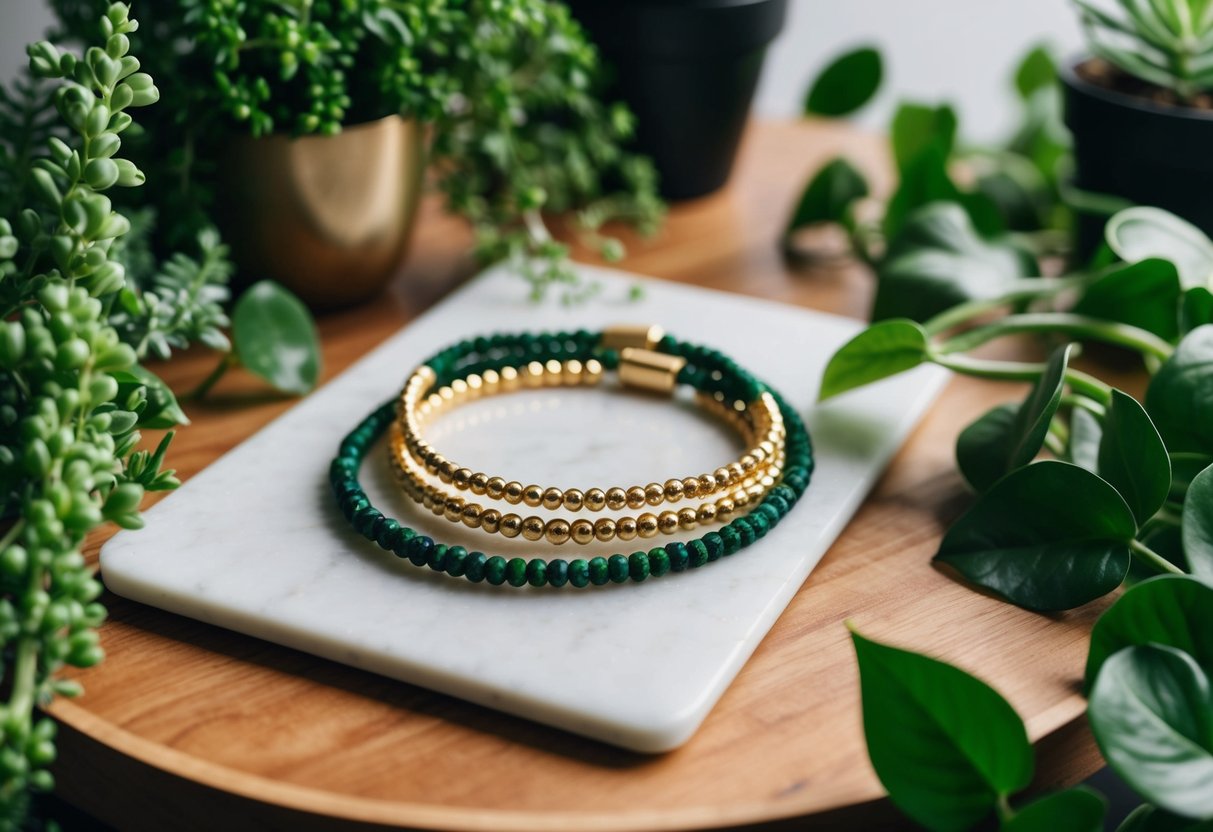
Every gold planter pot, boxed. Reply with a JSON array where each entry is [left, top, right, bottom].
[[217, 115, 425, 311]]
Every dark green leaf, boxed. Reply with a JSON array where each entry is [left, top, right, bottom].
[[1014, 45, 1058, 100], [935, 460, 1135, 611], [956, 345, 1071, 492], [1069, 407, 1103, 472], [1107, 207, 1213, 289], [1086, 575, 1213, 691], [875, 202, 1037, 322], [1172, 453, 1213, 502], [112, 366, 189, 429], [1098, 390, 1172, 526], [818, 319, 929, 401], [1117, 804, 1213, 832], [1146, 326, 1213, 454], [1089, 645, 1213, 819], [891, 102, 958, 171], [1072, 259, 1182, 342], [231, 280, 321, 396], [974, 165, 1049, 232], [1182, 464, 1213, 579], [1002, 787, 1106, 832], [851, 629, 1032, 832], [785, 157, 869, 235], [1182, 288, 1213, 335], [803, 46, 883, 117], [883, 146, 960, 242]]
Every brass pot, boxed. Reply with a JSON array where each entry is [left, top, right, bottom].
[[217, 115, 425, 311]]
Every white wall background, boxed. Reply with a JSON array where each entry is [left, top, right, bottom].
[[3, 0, 1083, 140]]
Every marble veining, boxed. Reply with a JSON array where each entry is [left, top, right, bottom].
[[101, 264, 946, 752]]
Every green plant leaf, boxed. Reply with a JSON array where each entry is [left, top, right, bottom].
[[1099, 390, 1172, 525], [1069, 406, 1103, 472], [850, 629, 1033, 832], [1107, 207, 1213, 289], [891, 102, 958, 171], [1013, 45, 1058, 100], [1172, 452, 1213, 502], [1072, 259, 1183, 342], [1086, 575, 1213, 692], [112, 365, 189, 429], [875, 202, 1037, 322], [1117, 804, 1213, 832], [1146, 326, 1213, 454], [785, 157, 869, 235], [818, 319, 929, 401], [1002, 787, 1106, 832], [956, 345, 1071, 492], [231, 280, 321, 395], [1182, 464, 1213, 579], [883, 146, 961, 242], [803, 46, 883, 117], [935, 460, 1136, 611], [1089, 645, 1213, 819], [1183, 287, 1213, 335]]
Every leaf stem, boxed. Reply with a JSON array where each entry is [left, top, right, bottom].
[[1129, 538, 1185, 575], [937, 313, 1175, 362], [1061, 394, 1107, 419], [189, 352, 236, 400], [922, 277, 1089, 336], [930, 354, 1114, 405]]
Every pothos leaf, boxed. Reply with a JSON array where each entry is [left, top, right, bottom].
[[803, 46, 883, 117], [1182, 464, 1213, 579], [1106, 207, 1213, 289], [1146, 326, 1213, 455], [1098, 390, 1172, 526], [785, 157, 869, 236], [1002, 787, 1106, 832], [818, 319, 930, 401], [231, 280, 321, 396]]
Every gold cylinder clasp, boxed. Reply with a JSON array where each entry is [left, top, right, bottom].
[[619, 348, 686, 394], [601, 324, 665, 352]]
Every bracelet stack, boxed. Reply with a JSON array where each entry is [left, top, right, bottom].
[[330, 326, 813, 588]]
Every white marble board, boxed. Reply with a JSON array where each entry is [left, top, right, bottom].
[[101, 265, 946, 753]]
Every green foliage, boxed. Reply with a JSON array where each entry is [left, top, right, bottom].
[[1002, 789, 1107, 832], [1071, 259, 1183, 341], [1182, 464, 1213, 577], [1074, 0, 1213, 100], [1097, 390, 1172, 525], [803, 46, 883, 117], [1106, 207, 1213, 288], [784, 158, 868, 239], [1146, 326, 1213, 454], [817, 319, 929, 401], [230, 281, 322, 396]]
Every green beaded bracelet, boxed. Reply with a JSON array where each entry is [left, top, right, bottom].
[[330, 331, 814, 588]]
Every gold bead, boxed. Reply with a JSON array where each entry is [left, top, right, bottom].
[[500, 365, 521, 391], [452, 467, 473, 489], [740, 454, 757, 472], [486, 477, 507, 500], [593, 518, 616, 542], [606, 487, 628, 511], [698, 474, 716, 495], [563, 489, 585, 511], [645, 483, 665, 506], [426, 453, 444, 476], [584, 489, 607, 512], [469, 472, 490, 495], [747, 483, 764, 499], [438, 460, 457, 483], [751, 446, 767, 465], [482, 368, 501, 393], [571, 519, 595, 545], [521, 516, 546, 541], [465, 374, 484, 399], [626, 486, 647, 510], [504, 481, 525, 504], [637, 513, 660, 538], [584, 358, 604, 385], [714, 468, 731, 488], [615, 516, 638, 541], [444, 496, 465, 522], [524, 361, 545, 388], [481, 508, 502, 534], [563, 359, 583, 386], [450, 378, 468, 400], [438, 385, 456, 403], [732, 488, 750, 508], [658, 511, 680, 535], [678, 507, 698, 530], [682, 477, 700, 498], [523, 484, 544, 507], [461, 503, 483, 528], [728, 462, 745, 481], [545, 519, 572, 545], [663, 479, 685, 501], [544, 359, 563, 385], [697, 502, 718, 524], [759, 440, 776, 457], [499, 513, 523, 538], [542, 487, 564, 511]]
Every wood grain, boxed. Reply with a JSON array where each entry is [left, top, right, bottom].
[[49, 120, 1112, 831]]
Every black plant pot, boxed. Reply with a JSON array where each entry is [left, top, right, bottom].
[[567, 0, 788, 200], [1062, 59, 1213, 256]]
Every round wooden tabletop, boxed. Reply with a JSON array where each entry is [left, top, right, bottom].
[[54, 121, 1113, 831]]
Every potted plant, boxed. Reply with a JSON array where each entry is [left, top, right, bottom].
[[566, 0, 788, 200], [1065, 0, 1213, 253]]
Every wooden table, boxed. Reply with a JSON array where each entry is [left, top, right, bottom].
[[52, 120, 1111, 831]]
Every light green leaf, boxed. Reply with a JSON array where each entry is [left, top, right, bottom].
[[818, 319, 929, 401], [232, 280, 321, 396], [803, 46, 883, 117], [112, 365, 189, 429], [1107, 207, 1213, 289], [1013, 45, 1058, 100], [891, 102, 958, 171]]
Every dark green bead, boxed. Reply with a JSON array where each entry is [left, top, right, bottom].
[[666, 542, 690, 572], [375, 518, 402, 550], [445, 546, 468, 577], [608, 554, 629, 583], [569, 559, 590, 588], [406, 535, 434, 567], [506, 558, 528, 587], [548, 559, 569, 588], [750, 511, 772, 538], [689, 540, 709, 568], [772, 484, 797, 505], [427, 544, 449, 571], [526, 559, 548, 587], [588, 556, 609, 586], [703, 532, 724, 561], [351, 507, 379, 535], [628, 552, 650, 582], [485, 556, 508, 585], [464, 551, 488, 582], [765, 495, 789, 517], [733, 518, 757, 547], [720, 525, 741, 555], [648, 547, 670, 577]]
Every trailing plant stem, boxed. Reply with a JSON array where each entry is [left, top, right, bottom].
[[937, 313, 1175, 362], [922, 276, 1090, 336], [931, 354, 1114, 405], [1128, 539, 1184, 575]]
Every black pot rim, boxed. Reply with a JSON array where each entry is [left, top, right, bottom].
[[1061, 55, 1213, 123]]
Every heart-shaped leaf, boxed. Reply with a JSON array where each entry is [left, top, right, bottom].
[[875, 202, 1037, 322], [935, 460, 1135, 611], [819, 319, 929, 401], [1182, 464, 1213, 579], [1069, 406, 1103, 472], [1099, 390, 1172, 526], [1072, 259, 1182, 342], [1107, 207, 1213, 290], [1085, 575, 1213, 690], [803, 46, 883, 117], [785, 157, 869, 236], [891, 102, 958, 171], [1146, 326, 1213, 455], [1089, 645, 1213, 819], [232, 280, 321, 396], [1002, 787, 1106, 832], [1013, 45, 1058, 101], [956, 345, 1071, 492], [851, 629, 1033, 832], [1183, 288, 1213, 335]]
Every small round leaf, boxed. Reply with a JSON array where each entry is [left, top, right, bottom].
[[803, 46, 883, 117], [232, 280, 321, 396]]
